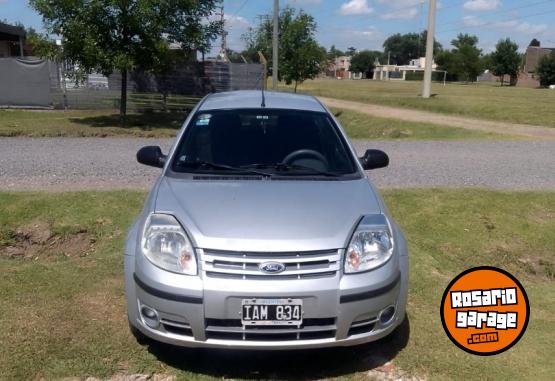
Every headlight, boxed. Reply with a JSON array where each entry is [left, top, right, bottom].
[[345, 215, 394, 273], [141, 214, 197, 275]]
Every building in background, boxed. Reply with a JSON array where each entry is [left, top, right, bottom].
[[328, 56, 355, 79], [524, 42, 555, 74], [0, 22, 27, 58], [373, 57, 442, 81]]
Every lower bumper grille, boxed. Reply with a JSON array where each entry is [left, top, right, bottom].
[[348, 317, 377, 336], [205, 318, 336, 341], [161, 318, 193, 337]]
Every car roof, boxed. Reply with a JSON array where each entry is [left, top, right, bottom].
[[198, 90, 327, 113]]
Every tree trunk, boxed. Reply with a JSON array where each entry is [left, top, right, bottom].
[[294, 80, 298, 93], [120, 69, 128, 126], [500, 76, 504, 86]]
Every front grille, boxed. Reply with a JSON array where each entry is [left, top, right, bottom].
[[200, 249, 341, 280], [205, 318, 336, 341]]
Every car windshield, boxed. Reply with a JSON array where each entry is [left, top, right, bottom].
[[171, 109, 358, 177]]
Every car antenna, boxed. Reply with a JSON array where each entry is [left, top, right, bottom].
[[257, 51, 267, 108], [261, 86, 266, 108]]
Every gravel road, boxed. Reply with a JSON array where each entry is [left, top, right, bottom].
[[1, 138, 554, 191]]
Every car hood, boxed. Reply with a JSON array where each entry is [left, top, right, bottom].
[[154, 176, 382, 252]]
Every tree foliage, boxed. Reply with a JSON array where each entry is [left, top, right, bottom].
[[537, 52, 555, 87], [346, 47, 357, 56], [382, 31, 442, 65], [327, 45, 344, 60], [437, 34, 482, 83], [350, 50, 382, 78], [29, 0, 221, 120], [490, 38, 521, 85], [243, 7, 326, 92], [529, 38, 541, 47]]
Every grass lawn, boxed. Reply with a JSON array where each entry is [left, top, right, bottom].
[[283, 79, 555, 128], [0, 107, 507, 140], [332, 108, 511, 140], [0, 109, 185, 138], [1, 190, 553, 380]]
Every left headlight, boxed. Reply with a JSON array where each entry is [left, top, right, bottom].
[[345, 215, 394, 274], [141, 214, 197, 275]]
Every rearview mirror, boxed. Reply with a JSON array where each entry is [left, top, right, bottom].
[[359, 149, 389, 170], [137, 146, 166, 168]]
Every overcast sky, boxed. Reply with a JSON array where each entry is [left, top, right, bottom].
[[2, 0, 554, 55]]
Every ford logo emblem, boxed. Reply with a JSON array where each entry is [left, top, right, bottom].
[[259, 262, 286, 274]]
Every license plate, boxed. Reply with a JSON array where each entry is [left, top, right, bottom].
[[241, 298, 303, 326]]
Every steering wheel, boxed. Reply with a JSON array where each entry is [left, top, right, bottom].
[[282, 149, 329, 169]]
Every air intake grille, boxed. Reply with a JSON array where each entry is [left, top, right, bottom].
[[200, 249, 341, 280], [205, 318, 336, 341]]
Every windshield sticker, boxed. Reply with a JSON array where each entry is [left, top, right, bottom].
[[196, 114, 212, 126]]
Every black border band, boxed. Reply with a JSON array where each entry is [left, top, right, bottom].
[[340, 272, 401, 303], [134, 273, 203, 304]]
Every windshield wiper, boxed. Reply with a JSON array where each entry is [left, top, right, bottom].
[[176, 161, 273, 177], [242, 163, 344, 177]]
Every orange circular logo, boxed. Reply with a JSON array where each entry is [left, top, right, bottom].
[[440, 267, 530, 356]]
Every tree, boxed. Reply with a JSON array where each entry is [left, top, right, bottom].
[[537, 52, 555, 87], [490, 38, 521, 86], [529, 38, 541, 47], [327, 45, 344, 60], [450, 33, 482, 83], [346, 47, 357, 56], [435, 50, 459, 81], [383, 31, 442, 65], [350, 50, 382, 78], [243, 7, 327, 92], [30, 0, 221, 123]]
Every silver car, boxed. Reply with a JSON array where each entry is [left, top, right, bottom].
[[125, 90, 408, 349]]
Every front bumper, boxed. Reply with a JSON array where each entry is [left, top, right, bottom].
[[125, 251, 408, 350]]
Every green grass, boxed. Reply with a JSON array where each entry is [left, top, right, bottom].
[[1, 190, 553, 380], [0, 109, 187, 138], [283, 79, 555, 128], [333, 108, 512, 140], [0, 107, 509, 140]]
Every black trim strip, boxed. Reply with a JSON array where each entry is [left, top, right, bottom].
[[133, 273, 203, 304], [340, 272, 401, 303]]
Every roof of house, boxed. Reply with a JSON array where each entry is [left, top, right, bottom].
[[0, 22, 26, 38]]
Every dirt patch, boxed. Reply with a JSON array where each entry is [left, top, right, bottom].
[[320, 96, 555, 140], [0, 220, 96, 259], [74, 278, 126, 325], [517, 256, 555, 280], [367, 361, 426, 381], [63, 375, 175, 381]]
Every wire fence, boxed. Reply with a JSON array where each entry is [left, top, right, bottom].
[[1, 58, 265, 111]]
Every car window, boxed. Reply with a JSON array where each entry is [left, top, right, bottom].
[[171, 109, 358, 176]]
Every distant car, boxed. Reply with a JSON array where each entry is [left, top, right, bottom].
[[125, 90, 408, 349]]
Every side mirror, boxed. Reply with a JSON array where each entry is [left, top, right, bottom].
[[359, 149, 389, 170], [137, 146, 166, 168]]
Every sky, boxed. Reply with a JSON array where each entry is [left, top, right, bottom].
[[2, 0, 554, 55]]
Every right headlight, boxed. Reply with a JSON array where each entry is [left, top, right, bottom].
[[141, 214, 197, 275], [345, 215, 394, 273]]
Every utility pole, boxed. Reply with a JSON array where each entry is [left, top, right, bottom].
[[272, 0, 279, 90], [217, 6, 229, 62], [422, 0, 437, 99]]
